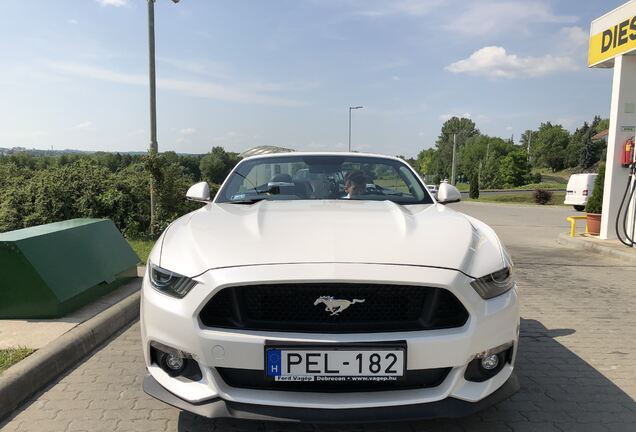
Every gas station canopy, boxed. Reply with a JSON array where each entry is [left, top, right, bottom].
[[589, 1, 636, 68]]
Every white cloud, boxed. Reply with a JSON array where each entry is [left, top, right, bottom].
[[45, 61, 308, 107], [96, 0, 128, 7], [445, 46, 579, 79], [557, 26, 588, 54], [71, 121, 94, 130], [158, 57, 233, 80], [448, 1, 577, 37], [179, 128, 196, 135], [68, 19, 79, 25], [391, 75, 400, 81], [357, 0, 444, 17]]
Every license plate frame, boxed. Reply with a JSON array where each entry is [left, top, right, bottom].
[[264, 340, 407, 383]]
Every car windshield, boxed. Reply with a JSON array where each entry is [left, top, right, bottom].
[[216, 154, 434, 205]]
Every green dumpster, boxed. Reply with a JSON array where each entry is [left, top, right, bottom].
[[0, 218, 140, 318]]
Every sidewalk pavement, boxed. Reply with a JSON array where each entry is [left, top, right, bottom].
[[0, 274, 143, 420], [557, 232, 636, 265]]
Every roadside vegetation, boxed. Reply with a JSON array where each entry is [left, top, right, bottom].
[[415, 116, 607, 191], [466, 192, 566, 206], [0, 147, 239, 239], [0, 115, 607, 239], [0, 347, 35, 374]]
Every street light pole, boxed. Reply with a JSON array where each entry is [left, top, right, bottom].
[[348, 106, 363, 152], [147, 0, 158, 236], [147, 0, 180, 237], [451, 133, 457, 185]]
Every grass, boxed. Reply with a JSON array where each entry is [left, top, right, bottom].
[[513, 182, 566, 190], [0, 347, 35, 374], [127, 239, 155, 265], [456, 182, 469, 192], [467, 191, 566, 206]]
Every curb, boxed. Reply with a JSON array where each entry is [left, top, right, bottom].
[[0, 290, 141, 421], [557, 232, 636, 265]]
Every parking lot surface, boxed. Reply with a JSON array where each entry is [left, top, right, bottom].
[[2, 202, 635, 432]]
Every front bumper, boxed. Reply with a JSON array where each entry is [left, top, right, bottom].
[[141, 262, 519, 416], [143, 372, 520, 423]]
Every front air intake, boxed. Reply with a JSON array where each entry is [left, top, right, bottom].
[[199, 283, 468, 333]]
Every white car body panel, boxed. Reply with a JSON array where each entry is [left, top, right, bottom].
[[159, 200, 506, 280]]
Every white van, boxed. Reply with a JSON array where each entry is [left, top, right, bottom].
[[564, 173, 597, 211]]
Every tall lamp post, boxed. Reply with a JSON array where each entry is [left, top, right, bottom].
[[451, 133, 457, 185], [348, 105, 363, 152], [147, 0, 180, 236]]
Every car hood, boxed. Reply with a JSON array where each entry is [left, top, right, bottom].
[[157, 200, 507, 279]]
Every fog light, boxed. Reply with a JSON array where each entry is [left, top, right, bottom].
[[480, 354, 499, 371], [165, 354, 184, 371], [159, 352, 186, 376]]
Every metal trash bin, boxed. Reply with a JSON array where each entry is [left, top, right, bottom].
[[0, 218, 140, 318]]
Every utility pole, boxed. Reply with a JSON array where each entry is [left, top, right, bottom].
[[451, 133, 457, 185], [147, 0, 158, 236], [147, 0, 180, 237], [527, 132, 532, 163], [348, 106, 363, 152]]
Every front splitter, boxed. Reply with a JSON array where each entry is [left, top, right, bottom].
[[143, 372, 520, 423]]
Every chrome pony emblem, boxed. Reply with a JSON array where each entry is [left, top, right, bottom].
[[313, 296, 365, 316]]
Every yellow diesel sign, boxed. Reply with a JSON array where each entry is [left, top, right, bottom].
[[589, 10, 636, 66]]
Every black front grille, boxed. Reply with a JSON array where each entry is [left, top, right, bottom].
[[216, 367, 451, 392], [199, 283, 468, 333]]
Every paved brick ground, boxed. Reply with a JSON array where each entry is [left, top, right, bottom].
[[2, 203, 636, 431]]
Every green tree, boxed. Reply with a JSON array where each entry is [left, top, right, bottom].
[[435, 117, 480, 180], [199, 147, 241, 184], [416, 148, 438, 177], [460, 135, 515, 187], [596, 118, 610, 132], [469, 174, 479, 199], [498, 150, 530, 187], [531, 122, 570, 171]]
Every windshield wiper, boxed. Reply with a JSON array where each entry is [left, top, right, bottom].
[[226, 197, 267, 205]]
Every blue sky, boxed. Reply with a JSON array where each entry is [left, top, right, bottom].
[[0, 0, 626, 157]]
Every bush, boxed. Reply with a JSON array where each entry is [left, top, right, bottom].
[[469, 176, 479, 199], [498, 150, 530, 187], [527, 172, 542, 184], [0, 154, 201, 238], [585, 163, 605, 214], [533, 189, 553, 205]]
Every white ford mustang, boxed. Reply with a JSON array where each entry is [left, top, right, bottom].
[[141, 152, 519, 423]]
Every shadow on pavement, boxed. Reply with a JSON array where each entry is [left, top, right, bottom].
[[177, 318, 636, 432]]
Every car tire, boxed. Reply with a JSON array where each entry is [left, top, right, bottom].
[[573, 205, 585, 212]]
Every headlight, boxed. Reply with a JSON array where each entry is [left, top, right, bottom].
[[148, 262, 197, 298], [470, 267, 515, 299]]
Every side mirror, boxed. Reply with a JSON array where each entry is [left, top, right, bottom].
[[186, 181, 211, 202], [436, 183, 461, 204]]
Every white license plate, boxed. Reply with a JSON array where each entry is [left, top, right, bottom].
[[265, 347, 405, 381]]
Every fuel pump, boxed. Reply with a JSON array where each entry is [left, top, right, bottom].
[[615, 136, 636, 247]]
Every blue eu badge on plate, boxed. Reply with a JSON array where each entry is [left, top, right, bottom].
[[267, 349, 282, 377]]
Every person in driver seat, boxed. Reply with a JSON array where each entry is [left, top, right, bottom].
[[343, 170, 367, 199]]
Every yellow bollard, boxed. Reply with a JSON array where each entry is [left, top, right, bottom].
[[567, 216, 588, 237]]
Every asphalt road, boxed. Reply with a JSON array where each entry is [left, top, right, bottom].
[[2, 201, 636, 432]]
